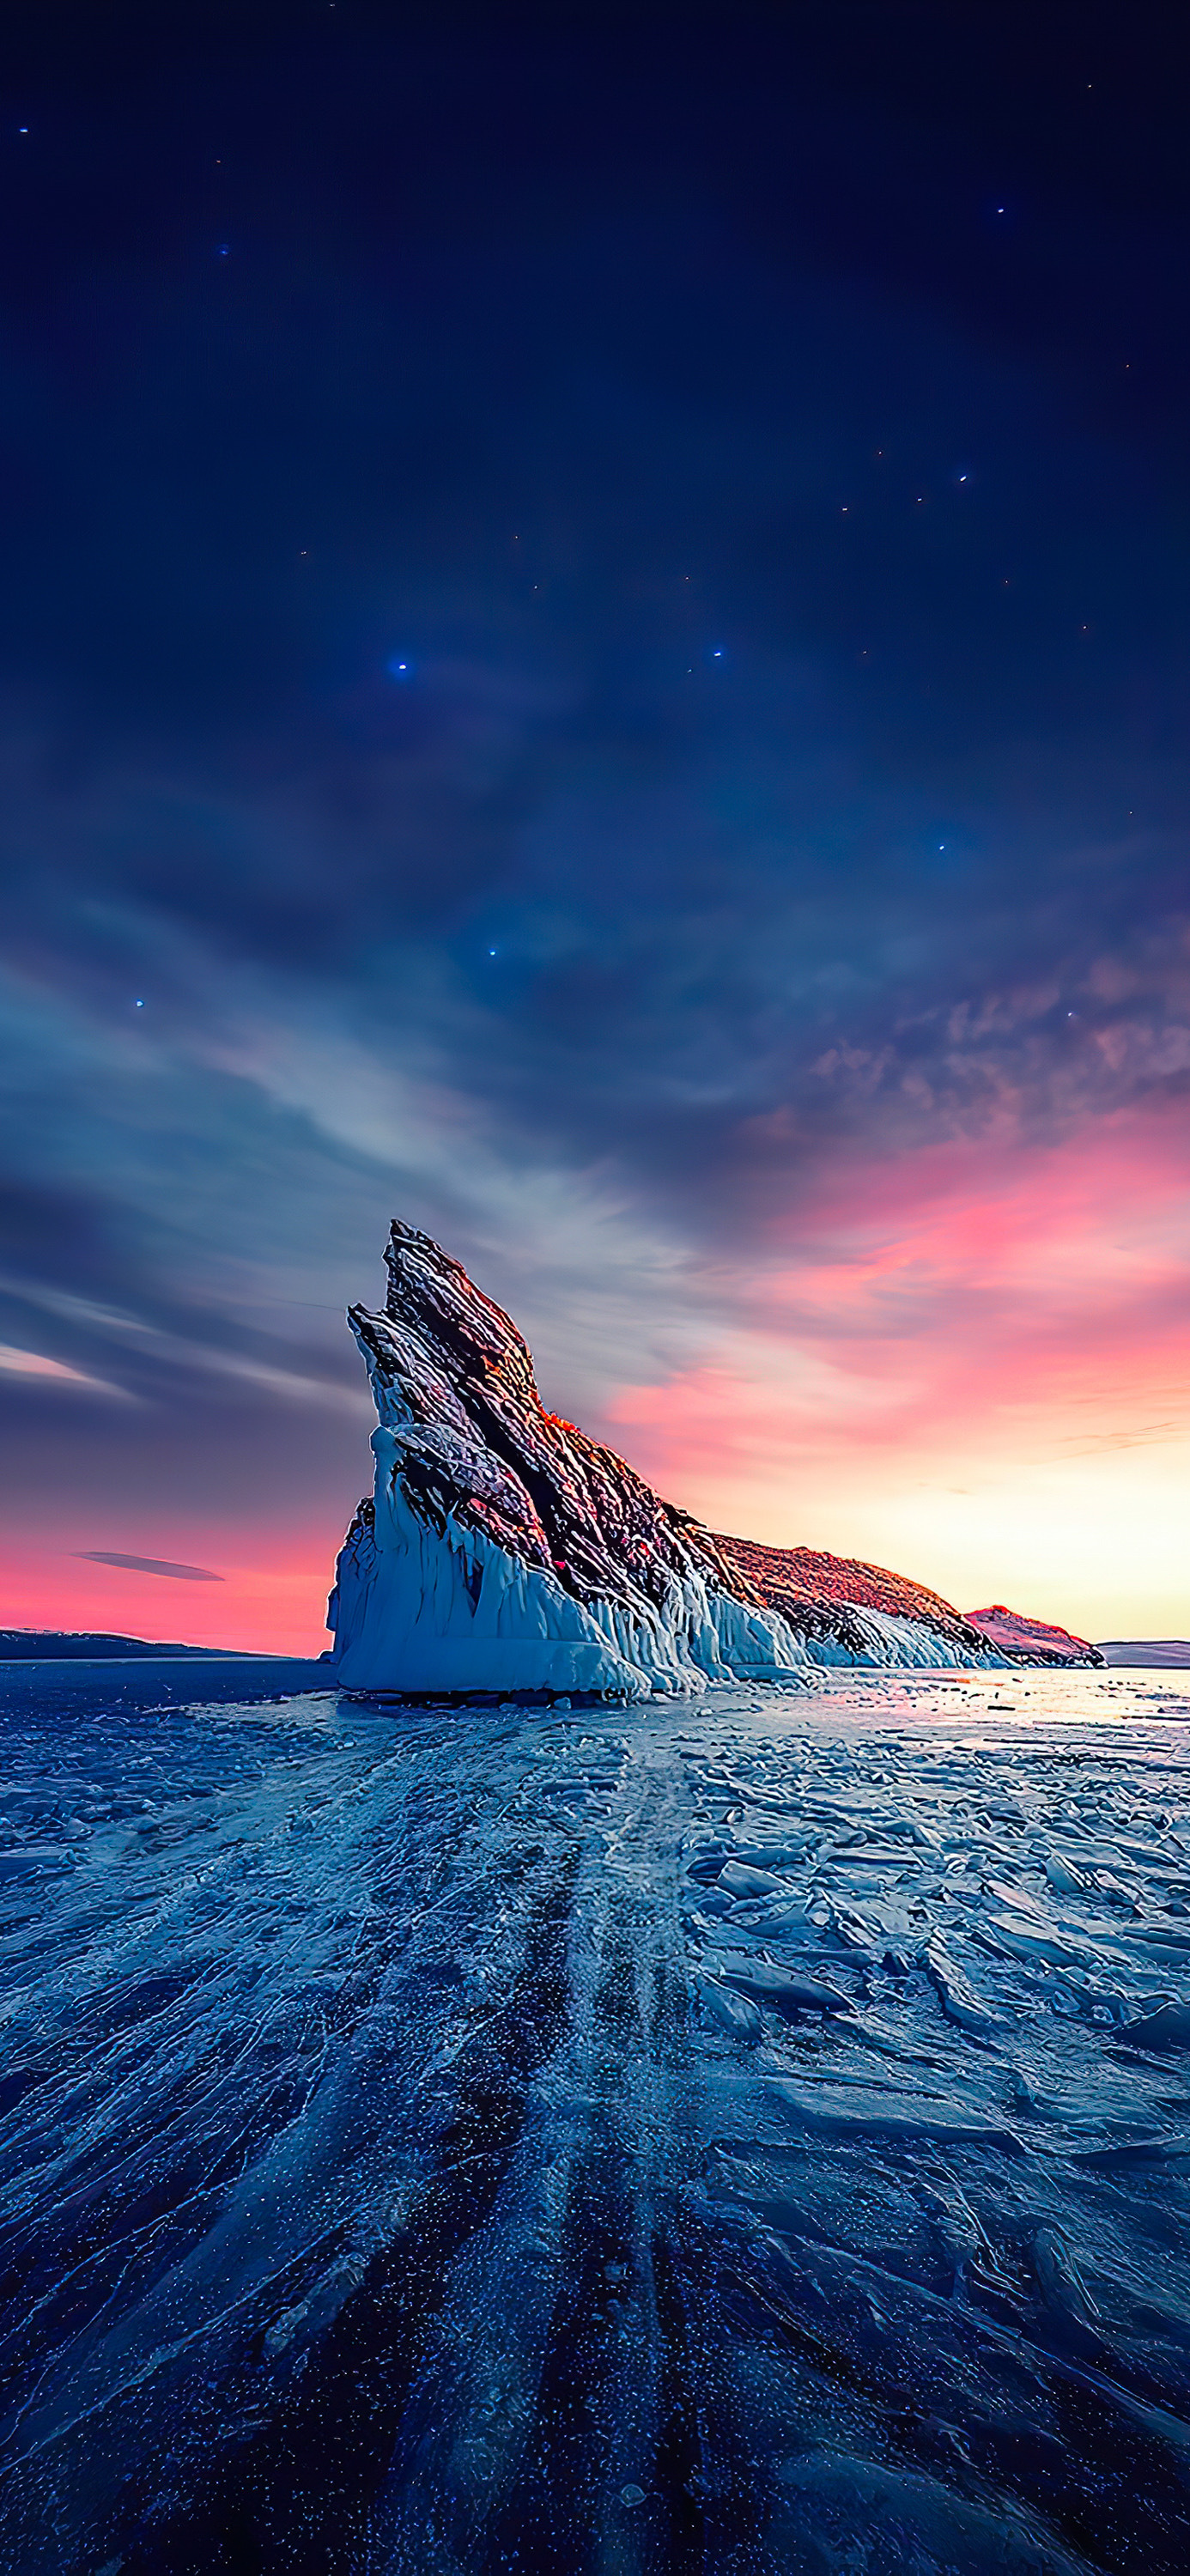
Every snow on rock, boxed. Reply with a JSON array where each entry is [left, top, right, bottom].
[[964, 1603, 1104, 1666], [328, 1223, 809, 1697], [327, 1221, 1014, 1696], [717, 1534, 1005, 1669]]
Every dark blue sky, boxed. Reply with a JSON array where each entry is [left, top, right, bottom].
[[3, 3, 1187, 1646]]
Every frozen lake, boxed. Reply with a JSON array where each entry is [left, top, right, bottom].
[[1, 1668, 1188, 2573]]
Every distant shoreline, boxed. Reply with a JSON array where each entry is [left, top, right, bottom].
[[1096, 1640, 1190, 1668], [1, 1629, 1187, 1676]]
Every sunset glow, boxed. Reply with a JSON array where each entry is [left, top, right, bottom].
[[609, 1109, 1190, 1642]]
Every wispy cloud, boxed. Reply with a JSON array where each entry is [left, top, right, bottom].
[[75, 1551, 222, 1581], [0, 1344, 133, 1400], [0, 1267, 372, 1415]]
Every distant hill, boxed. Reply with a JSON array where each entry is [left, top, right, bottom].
[[962, 1605, 1103, 1666], [0, 1631, 228, 1660], [1096, 1640, 1190, 1668]]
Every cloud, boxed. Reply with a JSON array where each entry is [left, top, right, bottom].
[[5, 1273, 373, 1413], [0, 1342, 132, 1400], [75, 1551, 222, 1581]]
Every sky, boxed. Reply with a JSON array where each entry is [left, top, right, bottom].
[[1, 1, 1187, 1653]]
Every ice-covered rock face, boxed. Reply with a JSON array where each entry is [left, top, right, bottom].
[[328, 1222, 808, 1697], [718, 1534, 1006, 1669], [327, 1222, 1012, 1696]]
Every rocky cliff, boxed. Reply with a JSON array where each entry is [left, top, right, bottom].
[[327, 1222, 1015, 1696], [715, 1535, 1002, 1668], [963, 1604, 1104, 1666]]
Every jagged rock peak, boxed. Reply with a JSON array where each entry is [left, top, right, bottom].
[[383, 1220, 538, 1403], [331, 1221, 802, 1698], [328, 1222, 1013, 1696], [354, 1218, 766, 1621]]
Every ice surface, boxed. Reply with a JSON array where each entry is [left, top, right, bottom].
[[1, 1666, 1190, 2570]]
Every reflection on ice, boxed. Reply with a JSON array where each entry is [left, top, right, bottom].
[[0, 1668, 1188, 2571]]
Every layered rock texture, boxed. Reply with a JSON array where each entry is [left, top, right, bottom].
[[328, 1224, 805, 1697], [716, 1537, 1002, 1668], [327, 1223, 1022, 1696]]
